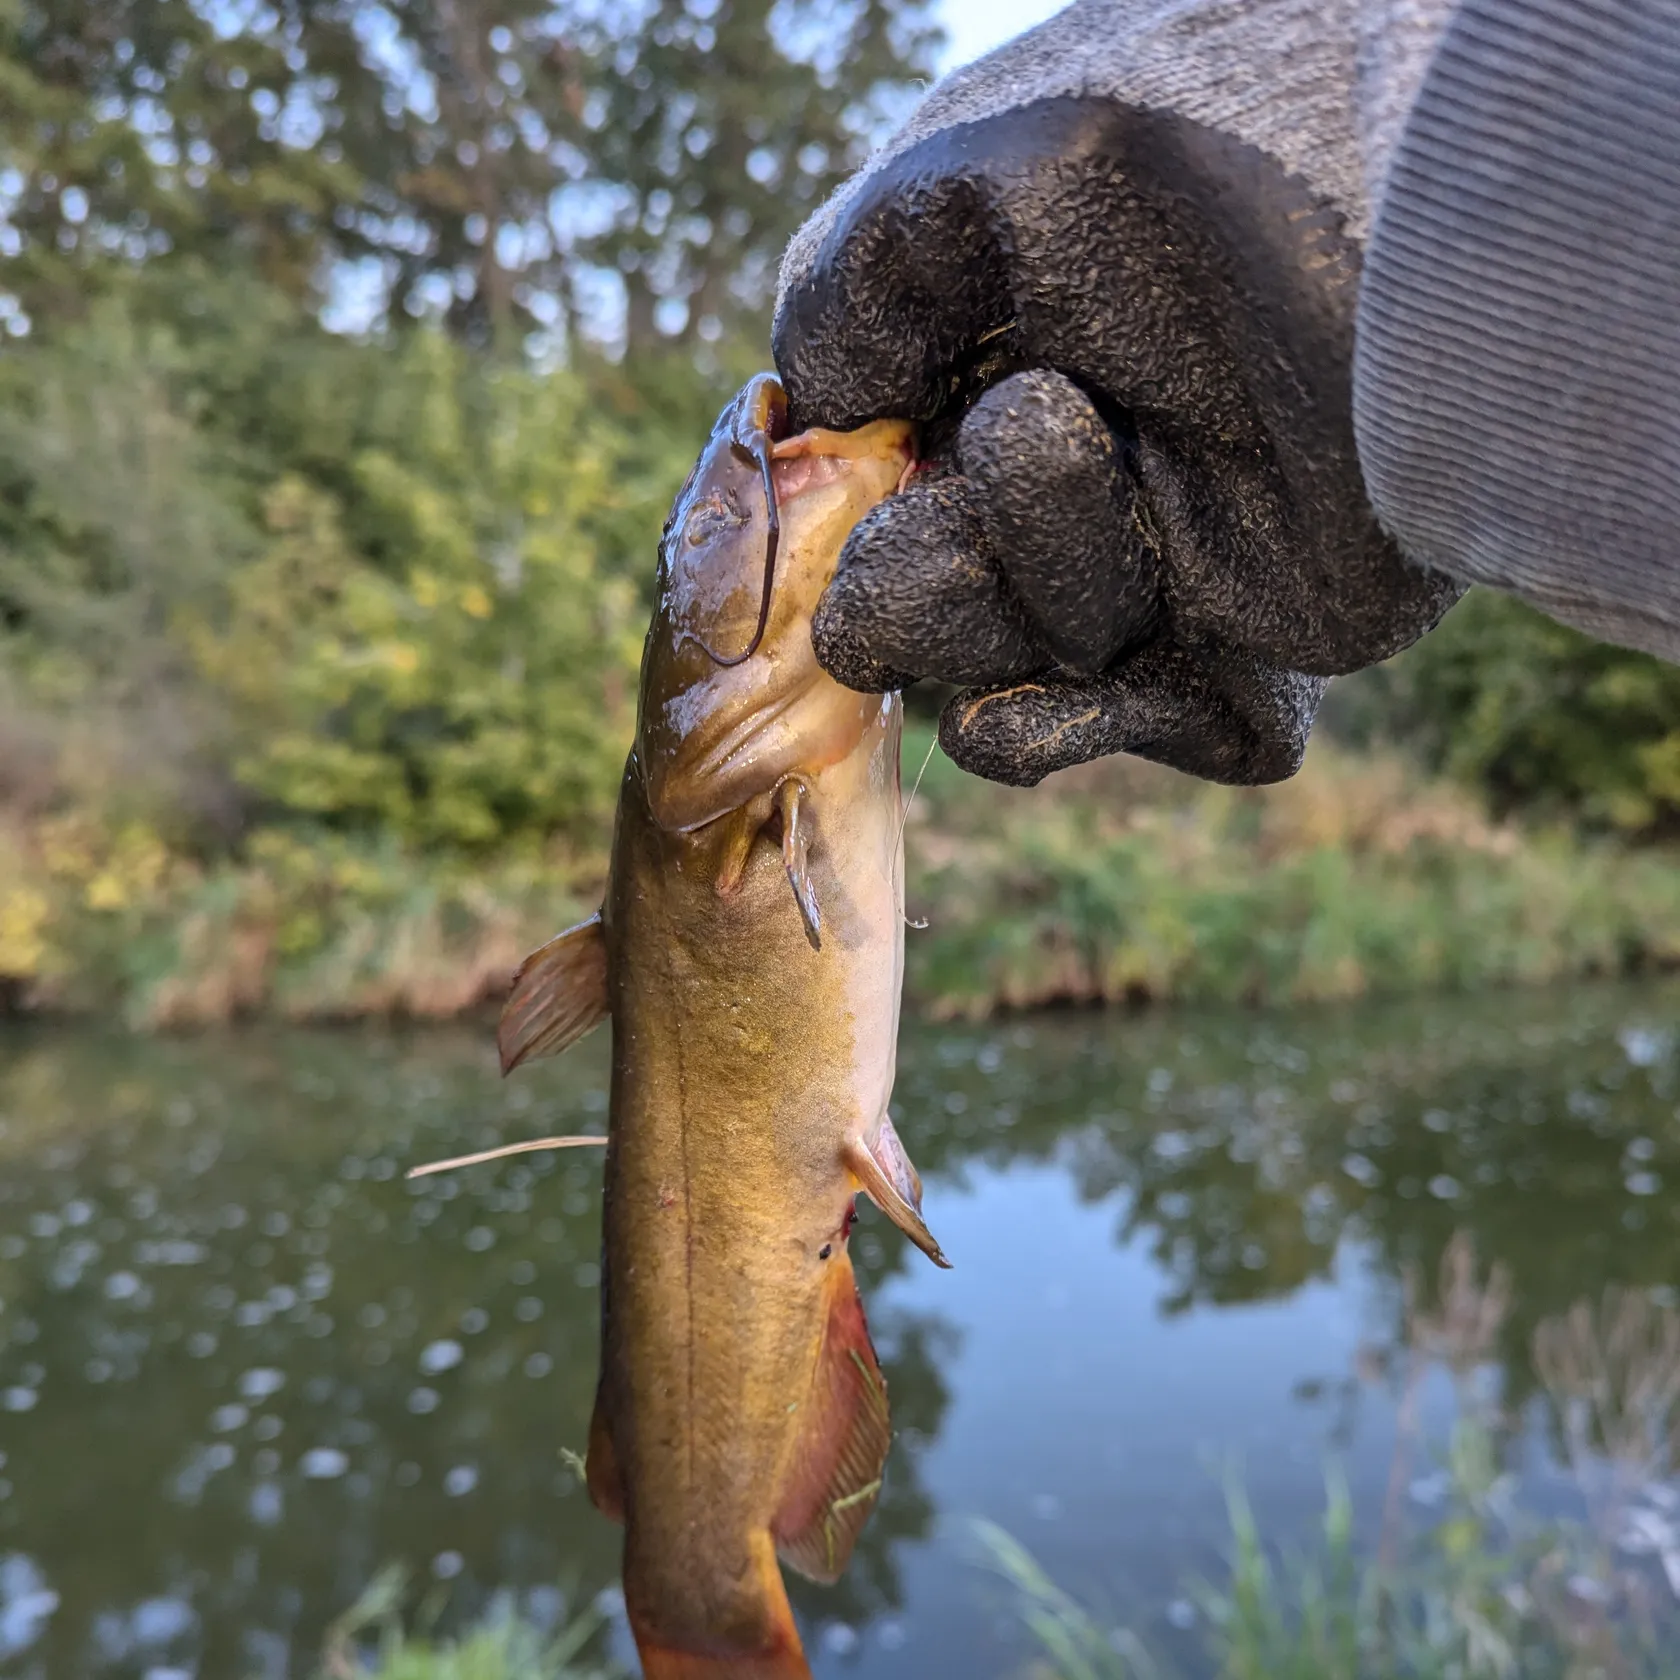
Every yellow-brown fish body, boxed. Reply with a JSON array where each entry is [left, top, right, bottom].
[[498, 376, 942, 1680]]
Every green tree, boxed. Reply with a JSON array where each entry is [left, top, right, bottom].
[[292, 0, 941, 352], [0, 0, 363, 326], [0, 275, 692, 852], [1344, 589, 1680, 836], [1, 0, 942, 352], [189, 332, 652, 848], [547, 0, 943, 355], [0, 296, 258, 834]]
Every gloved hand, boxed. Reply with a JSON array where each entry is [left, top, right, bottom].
[[772, 0, 1465, 787]]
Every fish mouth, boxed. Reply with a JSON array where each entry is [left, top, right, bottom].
[[769, 418, 917, 505], [660, 376, 916, 676]]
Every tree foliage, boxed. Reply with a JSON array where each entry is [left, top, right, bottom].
[[0, 283, 688, 853], [190, 332, 649, 848], [0, 0, 364, 325], [548, 0, 940, 353], [1341, 590, 1680, 836], [0, 0, 940, 350]]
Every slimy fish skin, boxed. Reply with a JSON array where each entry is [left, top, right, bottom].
[[498, 374, 941, 1680]]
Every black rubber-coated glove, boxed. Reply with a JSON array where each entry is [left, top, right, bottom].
[[771, 2, 1466, 788]]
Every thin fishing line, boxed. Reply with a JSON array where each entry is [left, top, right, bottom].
[[894, 730, 938, 929]]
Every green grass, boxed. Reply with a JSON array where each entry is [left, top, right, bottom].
[[903, 727, 1680, 1018], [314, 1566, 620, 1680]]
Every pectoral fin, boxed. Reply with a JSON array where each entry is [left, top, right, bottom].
[[498, 912, 609, 1075], [772, 1254, 891, 1583], [778, 778, 820, 950], [843, 1117, 950, 1269]]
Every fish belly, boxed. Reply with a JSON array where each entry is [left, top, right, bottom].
[[596, 736, 901, 1673]]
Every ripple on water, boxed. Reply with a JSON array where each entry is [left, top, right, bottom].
[[418, 1339, 463, 1376], [0, 1555, 58, 1659], [104, 1271, 144, 1301], [131, 1596, 196, 1646], [248, 1483, 283, 1526], [237, 1368, 285, 1402]]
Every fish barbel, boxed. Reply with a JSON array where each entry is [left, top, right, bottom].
[[496, 374, 943, 1679]]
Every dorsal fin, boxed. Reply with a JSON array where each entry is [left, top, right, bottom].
[[843, 1115, 950, 1268], [498, 912, 610, 1075], [771, 1253, 891, 1583]]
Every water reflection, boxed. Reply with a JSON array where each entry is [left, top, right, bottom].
[[0, 981, 1677, 1675]]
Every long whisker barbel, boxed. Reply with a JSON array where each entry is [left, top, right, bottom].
[[695, 427, 779, 669]]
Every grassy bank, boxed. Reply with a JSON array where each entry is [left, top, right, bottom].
[[6, 729, 1680, 1029], [983, 1240, 1680, 1680], [314, 1567, 618, 1680], [903, 728, 1680, 1018]]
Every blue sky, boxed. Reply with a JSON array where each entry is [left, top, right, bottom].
[[935, 0, 1069, 73]]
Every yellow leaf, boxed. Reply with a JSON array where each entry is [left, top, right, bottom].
[[0, 887, 49, 977], [388, 644, 421, 674], [85, 872, 127, 912], [460, 585, 492, 620]]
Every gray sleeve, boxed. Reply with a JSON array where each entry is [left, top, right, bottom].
[[782, 0, 1383, 284], [785, 0, 1680, 666], [782, 0, 1469, 310], [1354, 0, 1680, 661]]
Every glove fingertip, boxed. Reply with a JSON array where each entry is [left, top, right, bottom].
[[810, 590, 919, 694], [819, 480, 1049, 688], [937, 682, 1095, 787]]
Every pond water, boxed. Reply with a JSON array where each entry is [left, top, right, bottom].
[[2, 981, 1680, 1678]]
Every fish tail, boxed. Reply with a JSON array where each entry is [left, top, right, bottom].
[[634, 1639, 812, 1680], [628, 1529, 810, 1680]]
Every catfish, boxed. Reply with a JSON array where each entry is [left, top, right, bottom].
[[499, 374, 945, 1680]]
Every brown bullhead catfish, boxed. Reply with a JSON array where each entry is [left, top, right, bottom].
[[496, 374, 946, 1680]]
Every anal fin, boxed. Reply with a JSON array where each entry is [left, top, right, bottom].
[[844, 1115, 950, 1268], [498, 912, 609, 1075], [771, 1254, 891, 1584]]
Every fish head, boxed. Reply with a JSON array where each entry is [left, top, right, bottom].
[[637, 372, 914, 832]]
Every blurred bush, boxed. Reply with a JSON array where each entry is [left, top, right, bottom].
[[903, 729, 1680, 1019], [1335, 590, 1680, 837], [0, 287, 688, 858], [188, 336, 647, 851]]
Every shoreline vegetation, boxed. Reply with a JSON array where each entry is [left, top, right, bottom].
[[6, 726, 1680, 1031], [983, 1238, 1680, 1680], [7, 290, 1680, 1039], [323, 1239, 1680, 1680]]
